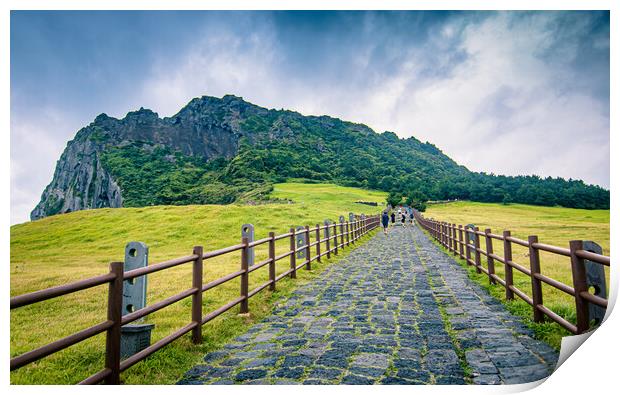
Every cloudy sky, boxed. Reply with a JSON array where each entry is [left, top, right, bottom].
[[10, 10, 610, 224]]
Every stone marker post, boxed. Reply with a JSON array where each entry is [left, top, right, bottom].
[[242, 224, 255, 266], [583, 241, 607, 325], [296, 225, 307, 261], [121, 242, 154, 358]]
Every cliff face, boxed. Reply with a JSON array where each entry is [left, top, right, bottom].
[[31, 93, 610, 220], [31, 95, 250, 220], [30, 137, 123, 219]]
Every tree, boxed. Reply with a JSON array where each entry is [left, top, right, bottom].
[[386, 191, 404, 208], [502, 193, 512, 205]]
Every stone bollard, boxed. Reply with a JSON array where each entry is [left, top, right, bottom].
[[121, 242, 154, 359], [583, 241, 607, 325], [465, 224, 476, 244], [296, 225, 307, 260], [242, 224, 255, 266], [324, 219, 332, 259]]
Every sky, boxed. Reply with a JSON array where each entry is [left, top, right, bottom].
[[10, 10, 610, 224]]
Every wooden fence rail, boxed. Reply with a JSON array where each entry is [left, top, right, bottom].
[[414, 211, 609, 336], [10, 213, 381, 384]]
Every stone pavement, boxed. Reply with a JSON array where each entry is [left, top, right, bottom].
[[178, 225, 558, 385]]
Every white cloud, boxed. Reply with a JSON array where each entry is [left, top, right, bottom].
[[135, 24, 284, 117], [10, 108, 82, 224], [352, 12, 610, 187], [135, 12, 608, 190], [11, 12, 608, 225]]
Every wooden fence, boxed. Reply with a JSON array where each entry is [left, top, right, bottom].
[[10, 213, 380, 384], [414, 211, 609, 336]]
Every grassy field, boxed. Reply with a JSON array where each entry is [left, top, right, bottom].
[[10, 183, 386, 384], [423, 201, 610, 348]]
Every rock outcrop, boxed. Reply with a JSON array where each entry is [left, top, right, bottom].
[[31, 95, 253, 220]]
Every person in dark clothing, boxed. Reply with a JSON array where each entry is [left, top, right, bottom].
[[390, 212, 396, 225], [409, 211, 414, 225], [381, 211, 390, 234], [401, 212, 406, 226]]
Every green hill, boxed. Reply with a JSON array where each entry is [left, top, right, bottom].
[[31, 94, 608, 220], [11, 183, 385, 384]]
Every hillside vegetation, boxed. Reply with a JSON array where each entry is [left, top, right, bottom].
[[10, 183, 385, 384], [33, 94, 608, 220]]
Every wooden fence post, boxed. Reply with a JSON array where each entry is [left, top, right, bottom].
[[440, 222, 444, 246], [105, 261, 123, 385], [346, 221, 350, 247], [305, 225, 311, 270], [325, 221, 331, 259], [268, 232, 276, 291], [528, 235, 544, 323], [333, 223, 338, 255], [340, 220, 345, 249], [503, 231, 514, 300], [289, 228, 297, 278], [240, 237, 249, 314], [315, 225, 321, 263], [473, 227, 482, 274], [192, 246, 203, 344], [439, 222, 444, 245], [452, 224, 458, 255], [458, 225, 464, 259], [465, 228, 472, 267], [484, 229, 496, 284], [569, 240, 589, 333]]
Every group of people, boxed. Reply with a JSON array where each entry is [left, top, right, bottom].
[[381, 207, 414, 234]]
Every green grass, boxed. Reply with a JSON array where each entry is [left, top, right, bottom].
[[10, 182, 386, 384], [423, 201, 610, 349]]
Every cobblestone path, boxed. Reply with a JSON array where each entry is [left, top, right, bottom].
[[179, 225, 558, 385]]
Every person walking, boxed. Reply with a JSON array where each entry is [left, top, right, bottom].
[[401, 212, 406, 226], [390, 211, 396, 226], [381, 211, 390, 234], [409, 211, 414, 225]]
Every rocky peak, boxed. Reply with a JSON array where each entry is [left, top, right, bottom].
[[31, 95, 248, 221]]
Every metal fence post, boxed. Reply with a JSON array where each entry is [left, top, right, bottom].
[[528, 236, 544, 323], [268, 232, 276, 291], [240, 237, 249, 314], [105, 261, 123, 385], [192, 246, 203, 344], [503, 231, 514, 300], [484, 229, 496, 284]]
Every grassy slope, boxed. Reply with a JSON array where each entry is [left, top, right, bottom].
[[10, 183, 386, 384], [424, 201, 610, 348]]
